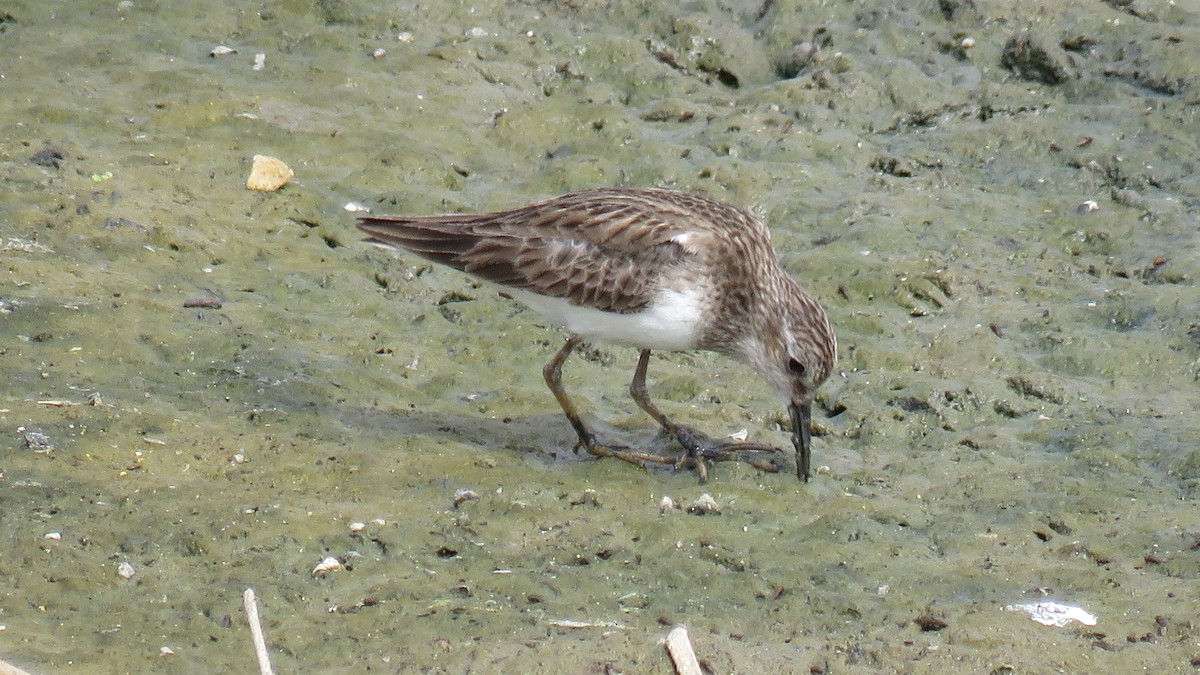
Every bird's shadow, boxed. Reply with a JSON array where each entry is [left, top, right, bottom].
[[338, 403, 690, 470], [336, 399, 804, 481]]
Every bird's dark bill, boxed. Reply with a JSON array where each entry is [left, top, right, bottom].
[[790, 401, 812, 482]]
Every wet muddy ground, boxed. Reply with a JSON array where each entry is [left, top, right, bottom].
[[2, 0, 1199, 672]]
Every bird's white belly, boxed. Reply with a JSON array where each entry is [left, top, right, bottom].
[[506, 287, 704, 351]]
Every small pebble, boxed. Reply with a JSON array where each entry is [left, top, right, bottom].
[[23, 431, 53, 452], [246, 155, 293, 191], [44, 532, 62, 541], [1111, 187, 1149, 210], [453, 488, 480, 508], [312, 556, 343, 576], [686, 493, 721, 515], [117, 561, 136, 579], [253, 53, 266, 71], [659, 495, 677, 514], [210, 45, 237, 57], [349, 522, 366, 532], [372, 48, 387, 59], [159, 646, 175, 657], [1075, 200, 1100, 214], [569, 489, 600, 507], [960, 37, 976, 49], [777, 41, 818, 79]]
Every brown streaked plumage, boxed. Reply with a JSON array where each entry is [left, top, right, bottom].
[[357, 187, 836, 482]]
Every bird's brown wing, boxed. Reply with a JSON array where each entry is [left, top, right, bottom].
[[357, 189, 706, 313]]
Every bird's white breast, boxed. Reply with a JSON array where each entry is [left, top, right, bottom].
[[506, 286, 705, 351]]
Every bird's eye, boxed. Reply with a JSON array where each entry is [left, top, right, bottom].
[[787, 358, 806, 377]]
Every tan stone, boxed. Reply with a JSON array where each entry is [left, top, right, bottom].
[[246, 154, 293, 191]]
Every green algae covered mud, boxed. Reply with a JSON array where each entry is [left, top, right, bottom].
[[1, 0, 1198, 672]]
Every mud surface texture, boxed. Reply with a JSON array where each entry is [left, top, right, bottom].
[[2, 0, 1199, 672]]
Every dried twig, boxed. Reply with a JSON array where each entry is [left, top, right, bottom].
[[664, 625, 702, 675], [243, 588, 275, 675]]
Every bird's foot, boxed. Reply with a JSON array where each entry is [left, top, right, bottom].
[[574, 435, 678, 471], [669, 426, 786, 482]]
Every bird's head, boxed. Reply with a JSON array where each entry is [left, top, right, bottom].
[[739, 281, 836, 481]]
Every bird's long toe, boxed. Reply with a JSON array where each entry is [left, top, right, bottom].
[[668, 425, 787, 479], [579, 437, 678, 470]]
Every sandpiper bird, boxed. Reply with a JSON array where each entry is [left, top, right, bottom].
[[357, 187, 836, 482]]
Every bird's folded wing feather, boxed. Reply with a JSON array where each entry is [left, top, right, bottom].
[[357, 193, 698, 313]]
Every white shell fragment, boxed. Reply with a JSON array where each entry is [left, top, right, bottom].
[[686, 493, 721, 515], [253, 53, 266, 71], [312, 556, 343, 576], [44, 531, 62, 540], [349, 522, 366, 532], [343, 202, 370, 213], [659, 495, 677, 514], [246, 155, 293, 191], [727, 428, 749, 442], [1005, 600, 1097, 627], [372, 48, 387, 59], [210, 45, 237, 57], [117, 561, 136, 579]]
